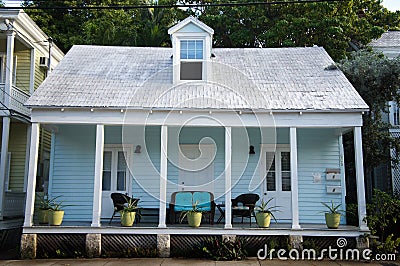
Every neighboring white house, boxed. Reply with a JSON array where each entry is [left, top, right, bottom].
[[370, 31, 400, 195], [21, 17, 369, 258]]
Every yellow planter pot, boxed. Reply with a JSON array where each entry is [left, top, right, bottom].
[[256, 212, 272, 228], [325, 213, 341, 229], [37, 209, 50, 224], [49, 210, 64, 226], [187, 212, 202, 227], [120, 211, 136, 227]]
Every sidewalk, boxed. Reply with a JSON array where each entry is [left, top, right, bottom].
[[0, 258, 399, 266]]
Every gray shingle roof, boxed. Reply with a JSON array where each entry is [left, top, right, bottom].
[[26, 45, 368, 111], [369, 31, 400, 47]]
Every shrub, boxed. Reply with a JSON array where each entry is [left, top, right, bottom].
[[197, 237, 247, 261]]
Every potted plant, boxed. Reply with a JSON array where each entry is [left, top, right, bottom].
[[321, 201, 342, 229], [180, 200, 203, 227], [120, 196, 140, 227], [36, 194, 61, 224], [254, 198, 279, 228], [48, 197, 69, 226]]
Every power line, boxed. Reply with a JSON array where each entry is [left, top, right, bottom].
[[0, 0, 348, 10]]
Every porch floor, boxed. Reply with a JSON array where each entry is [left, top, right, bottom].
[[25, 220, 365, 237]]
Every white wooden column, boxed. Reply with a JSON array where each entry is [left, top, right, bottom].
[[91, 124, 104, 227], [290, 127, 300, 229], [354, 126, 368, 230], [158, 125, 168, 228], [23, 125, 32, 192], [0, 31, 15, 220], [23, 123, 40, 227], [224, 126, 232, 229]]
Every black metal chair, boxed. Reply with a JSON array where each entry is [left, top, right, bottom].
[[109, 193, 139, 224], [231, 193, 260, 225]]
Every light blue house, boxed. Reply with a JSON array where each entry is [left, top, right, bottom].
[[21, 17, 369, 258]]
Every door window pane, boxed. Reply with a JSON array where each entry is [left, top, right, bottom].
[[266, 152, 276, 191], [281, 152, 291, 191], [102, 151, 112, 191], [117, 152, 126, 191]]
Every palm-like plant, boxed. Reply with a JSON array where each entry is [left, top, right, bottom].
[[255, 198, 279, 222], [321, 201, 342, 214]]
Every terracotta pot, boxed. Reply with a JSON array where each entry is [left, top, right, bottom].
[[256, 212, 271, 228], [120, 211, 136, 227], [49, 210, 64, 226], [325, 213, 341, 229], [187, 212, 202, 227], [37, 209, 50, 224]]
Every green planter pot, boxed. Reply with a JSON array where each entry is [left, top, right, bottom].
[[49, 210, 64, 226], [325, 213, 341, 229], [187, 212, 202, 227], [256, 212, 272, 228], [37, 209, 50, 224], [120, 211, 136, 227]]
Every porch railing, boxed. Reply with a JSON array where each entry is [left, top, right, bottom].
[[0, 84, 31, 118], [4, 191, 26, 218]]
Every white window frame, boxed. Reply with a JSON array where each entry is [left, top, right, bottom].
[[179, 38, 205, 81], [102, 145, 133, 194]]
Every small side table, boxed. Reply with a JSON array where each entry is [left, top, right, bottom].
[[216, 203, 225, 224]]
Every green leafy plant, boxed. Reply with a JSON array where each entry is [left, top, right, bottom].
[[321, 201, 342, 214], [198, 237, 247, 261], [36, 193, 61, 210], [365, 189, 400, 239], [120, 196, 140, 213], [179, 200, 204, 223], [255, 198, 279, 221]]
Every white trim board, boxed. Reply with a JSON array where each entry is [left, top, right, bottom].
[[31, 109, 364, 127]]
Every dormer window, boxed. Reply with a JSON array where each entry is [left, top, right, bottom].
[[168, 16, 214, 84], [180, 40, 204, 80]]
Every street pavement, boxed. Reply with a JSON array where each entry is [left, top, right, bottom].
[[0, 258, 399, 266]]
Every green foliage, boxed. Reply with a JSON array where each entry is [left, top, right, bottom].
[[198, 237, 247, 261], [364, 189, 400, 241], [120, 196, 140, 213], [255, 198, 279, 222], [36, 193, 62, 210], [321, 200, 342, 214], [179, 200, 204, 223], [24, 0, 400, 60], [339, 50, 400, 173]]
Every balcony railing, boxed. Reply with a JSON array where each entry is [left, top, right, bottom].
[[4, 191, 25, 218], [0, 84, 31, 118]]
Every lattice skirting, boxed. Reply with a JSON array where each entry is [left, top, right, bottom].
[[0, 228, 22, 250], [237, 235, 290, 256], [303, 236, 357, 251], [102, 234, 157, 257], [37, 234, 86, 258], [170, 235, 222, 257]]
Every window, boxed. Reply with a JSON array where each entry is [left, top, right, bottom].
[[102, 149, 128, 192], [266, 150, 291, 192], [180, 40, 204, 80]]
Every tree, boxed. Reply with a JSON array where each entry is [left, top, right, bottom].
[[22, 0, 182, 52], [339, 50, 400, 193]]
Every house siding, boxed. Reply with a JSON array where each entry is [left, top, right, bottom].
[[15, 49, 31, 94], [50, 124, 96, 221], [8, 122, 27, 191], [297, 128, 344, 224]]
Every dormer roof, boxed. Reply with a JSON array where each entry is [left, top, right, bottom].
[[168, 16, 214, 35]]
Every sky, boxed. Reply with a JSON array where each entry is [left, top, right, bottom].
[[3, 0, 400, 11]]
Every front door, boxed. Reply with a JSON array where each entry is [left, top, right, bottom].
[[261, 146, 292, 222], [101, 147, 131, 219], [178, 144, 215, 193]]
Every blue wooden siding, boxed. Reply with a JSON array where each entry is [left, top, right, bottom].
[[49, 125, 344, 224], [49, 125, 96, 221], [297, 128, 344, 224]]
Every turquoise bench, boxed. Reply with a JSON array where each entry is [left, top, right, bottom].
[[169, 191, 215, 224]]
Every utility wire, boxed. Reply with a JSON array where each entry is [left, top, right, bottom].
[[1, 0, 348, 10]]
